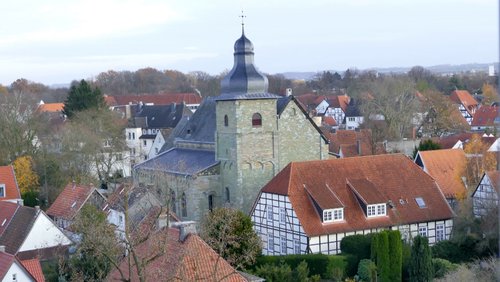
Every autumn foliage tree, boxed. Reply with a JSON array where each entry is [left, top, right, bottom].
[[12, 156, 40, 206], [463, 134, 496, 188]]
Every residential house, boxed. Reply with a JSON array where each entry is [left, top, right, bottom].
[[0, 249, 36, 282], [0, 166, 22, 204], [148, 128, 174, 159], [471, 105, 499, 131], [133, 30, 330, 223], [105, 92, 202, 118], [296, 93, 326, 114], [414, 149, 467, 207], [0, 202, 72, 260], [449, 90, 478, 125], [326, 129, 384, 158], [251, 154, 454, 255], [126, 103, 192, 167], [19, 258, 45, 282], [472, 171, 499, 218], [107, 224, 247, 281], [46, 182, 124, 234], [316, 95, 350, 127], [344, 98, 364, 130]]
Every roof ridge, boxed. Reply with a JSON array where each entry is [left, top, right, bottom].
[[0, 204, 20, 238]]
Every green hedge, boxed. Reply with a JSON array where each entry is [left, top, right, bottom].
[[432, 258, 458, 278], [254, 254, 348, 279]]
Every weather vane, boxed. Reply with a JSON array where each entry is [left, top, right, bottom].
[[239, 10, 246, 33]]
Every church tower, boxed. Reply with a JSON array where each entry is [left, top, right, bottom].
[[215, 25, 280, 213]]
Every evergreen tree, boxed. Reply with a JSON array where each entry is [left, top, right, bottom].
[[63, 79, 106, 118], [377, 231, 390, 282], [409, 235, 433, 282], [388, 230, 403, 281]]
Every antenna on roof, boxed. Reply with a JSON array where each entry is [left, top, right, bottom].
[[239, 10, 246, 34]]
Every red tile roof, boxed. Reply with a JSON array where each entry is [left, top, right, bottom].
[[46, 183, 96, 220], [0, 202, 38, 254], [471, 105, 499, 127], [108, 227, 246, 281], [0, 166, 21, 202], [326, 95, 350, 112], [37, 103, 64, 113], [327, 129, 383, 157], [450, 90, 477, 115], [435, 133, 473, 149], [323, 116, 337, 126], [485, 170, 500, 194], [20, 258, 45, 282], [0, 251, 16, 280], [417, 149, 467, 199], [260, 154, 453, 237], [106, 93, 201, 107]]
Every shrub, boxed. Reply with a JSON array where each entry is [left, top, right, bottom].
[[325, 256, 347, 281], [432, 258, 458, 278], [340, 234, 373, 259], [409, 236, 433, 282], [254, 262, 292, 282], [375, 231, 390, 282], [357, 259, 377, 282], [388, 230, 402, 282]]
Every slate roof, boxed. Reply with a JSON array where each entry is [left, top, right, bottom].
[[131, 103, 192, 129], [0, 165, 21, 202], [20, 258, 45, 282], [259, 154, 453, 237], [0, 202, 38, 254], [160, 98, 217, 152], [108, 227, 246, 281], [344, 98, 363, 117], [0, 202, 18, 237], [471, 105, 499, 127], [105, 93, 202, 107], [46, 183, 98, 220], [135, 148, 218, 176], [416, 149, 467, 199]]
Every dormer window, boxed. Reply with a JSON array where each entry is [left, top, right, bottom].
[[0, 184, 4, 197], [252, 113, 262, 127], [323, 208, 344, 223], [367, 203, 386, 217]]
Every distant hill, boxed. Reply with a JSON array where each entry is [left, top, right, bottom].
[[279, 62, 499, 81]]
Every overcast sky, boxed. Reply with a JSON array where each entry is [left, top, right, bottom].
[[0, 0, 498, 85]]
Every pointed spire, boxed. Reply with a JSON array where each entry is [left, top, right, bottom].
[[240, 10, 246, 35]]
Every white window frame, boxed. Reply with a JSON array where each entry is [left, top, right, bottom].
[[323, 208, 343, 222], [294, 239, 301, 254], [367, 203, 386, 217], [267, 206, 273, 221], [280, 235, 287, 254], [0, 184, 5, 197], [268, 234, 274, 252], [280, 208, 286, 223], [436, 224, 445, 241], [419, 226, 428, 237]]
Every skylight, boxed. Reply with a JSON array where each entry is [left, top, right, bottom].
[[71, 201, 77, 208], [415, 197, 426, 208]]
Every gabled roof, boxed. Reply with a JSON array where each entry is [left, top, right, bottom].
[[323, 116, 337, 127], [416, 149, 467, 199], [471, 105, 499, 127], [0, 251, 35, 281], [450, 90, 477, 114], [326, 95, 350, 112], [472, 171, 500, 198], [135, 148, 218, 176], [131, 103, 192, 129], [106, 93, 201, 107], [20, 258, 45, 282], [37, 103, 64, 113], [260, 154, 453, 237], [0, 202, 18, 237], [435, 133, 473, 149], [46, 183, 99, 220], [0, 202, 37, 254], [326, 129, 382, 157], [0, 166, 21, 202], [108, 227, 246, 281]]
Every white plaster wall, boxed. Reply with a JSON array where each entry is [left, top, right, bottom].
[[3, 261, 33, 282], [18, 212, 72, 252]]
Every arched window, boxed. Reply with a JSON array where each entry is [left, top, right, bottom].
[[224, 115, 229, 127], [181, 193, 187, 217], [208, 194, 214, 211], [225, 187, 230, 203], [170, 191, 176, 213], [252, 113, 262, 127]]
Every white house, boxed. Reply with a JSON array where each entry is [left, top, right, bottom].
[[472, 171, 499, 218], [449, 90, 477, 125], [0, 250, 36, 282], [251, 154, 454, 255], [0, 202, 72, 260]]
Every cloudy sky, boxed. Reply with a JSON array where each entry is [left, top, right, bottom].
[[0, 0, 497, 85]]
